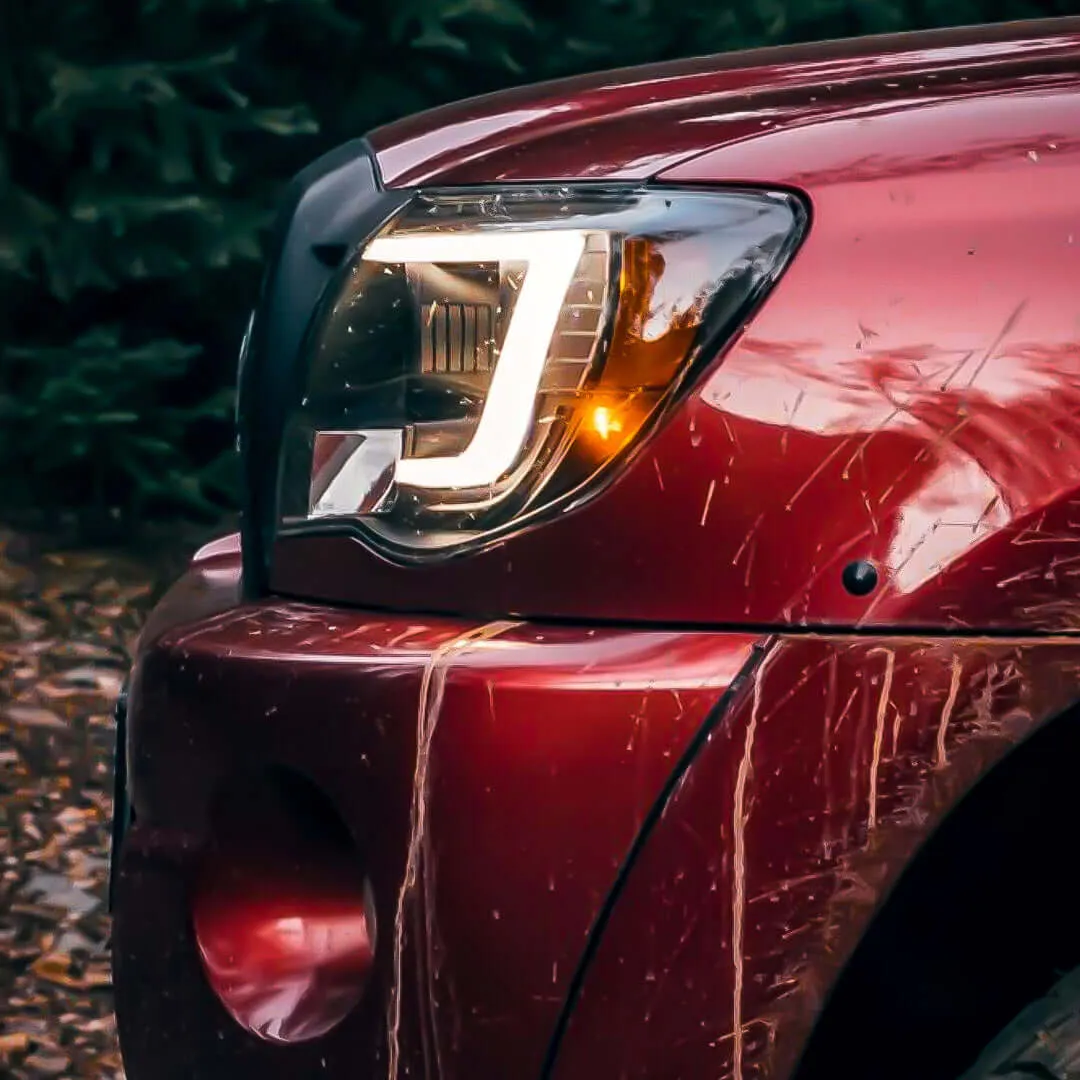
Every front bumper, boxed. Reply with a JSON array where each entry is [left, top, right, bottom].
[[111, 576, 756, 1080], [112, 558, 1080, 1080]]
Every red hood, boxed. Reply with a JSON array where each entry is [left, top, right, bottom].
[[369, 17, 1080, 187]]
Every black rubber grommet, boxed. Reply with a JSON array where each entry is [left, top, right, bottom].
[[842, 560, 879, 596]]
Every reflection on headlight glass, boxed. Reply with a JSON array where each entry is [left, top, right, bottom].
[[277, 186, 805, 555]]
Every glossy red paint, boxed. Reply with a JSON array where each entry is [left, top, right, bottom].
[[115, 550, 1080, 1080], [194, 881, 376, 1043], [368, 19, 1080, 187], [192, 770, 377, 1043], [113, 554, 756, 1078], [551, 636, 1080, 1080], [114, 21, 1080, 1080], [275, 24, 1080, 633]]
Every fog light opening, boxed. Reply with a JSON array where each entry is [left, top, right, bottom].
[[192, 767, 376, 1043]]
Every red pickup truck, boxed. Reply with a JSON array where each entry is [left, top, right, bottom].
[[111, 17, 1080, 1080]]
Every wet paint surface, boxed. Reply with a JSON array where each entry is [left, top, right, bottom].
[[192, 770, 378, 1043], [368, 20, 1080, 187], [273, 33, 1080, 633], [115, 22, 1080, 1080], [114, 572, 755, 1079], [549, 635, 1080, 1080], [115, 558, 1080, 1080]]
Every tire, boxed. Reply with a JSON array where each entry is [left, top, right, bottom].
[[961, 967, 1080, 1079]]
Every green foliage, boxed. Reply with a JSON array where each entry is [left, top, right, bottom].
[[0, 0, 1074, 530], [0, 330, 235, 517]]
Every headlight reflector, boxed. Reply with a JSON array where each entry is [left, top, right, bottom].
[[277, 186, 805, 555]]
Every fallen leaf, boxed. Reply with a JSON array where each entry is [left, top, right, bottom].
[[0, 523, 201, 1079], [0, 601, 46, 639], [57, 667, 125, 696], [22, 871, 101, 917], [31, 953, 111, 990], [4, 705, 67, 731], [0, 1030, 31, 1055], [23, 1048, 72, 1075]]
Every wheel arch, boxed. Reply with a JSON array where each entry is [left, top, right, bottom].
[[793, 691, 1080, 1080]]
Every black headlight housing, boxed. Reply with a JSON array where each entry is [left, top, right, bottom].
[[239, 140, 806, 588]]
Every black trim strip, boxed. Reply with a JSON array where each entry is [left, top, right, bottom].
[[108, 680, 130, 913], [538, 637, 774, 1080], [239, 137, 410, 597]]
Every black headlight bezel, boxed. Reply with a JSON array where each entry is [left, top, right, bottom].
[[237, 139, 410, 597], [238, 139, 809, 590]]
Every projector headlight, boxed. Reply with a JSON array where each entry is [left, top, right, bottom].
[[276, 186, 805, 556]]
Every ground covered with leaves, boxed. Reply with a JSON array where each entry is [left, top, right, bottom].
[[0, 527, 188, 1079]]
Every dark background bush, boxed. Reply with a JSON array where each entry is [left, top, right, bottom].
[[1, 0, 1074, 535]]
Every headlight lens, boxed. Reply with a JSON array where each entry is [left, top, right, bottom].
[[277, 186, 804, 555]]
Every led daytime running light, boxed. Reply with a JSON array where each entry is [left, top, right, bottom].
[[362, 231, 586, 490]]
